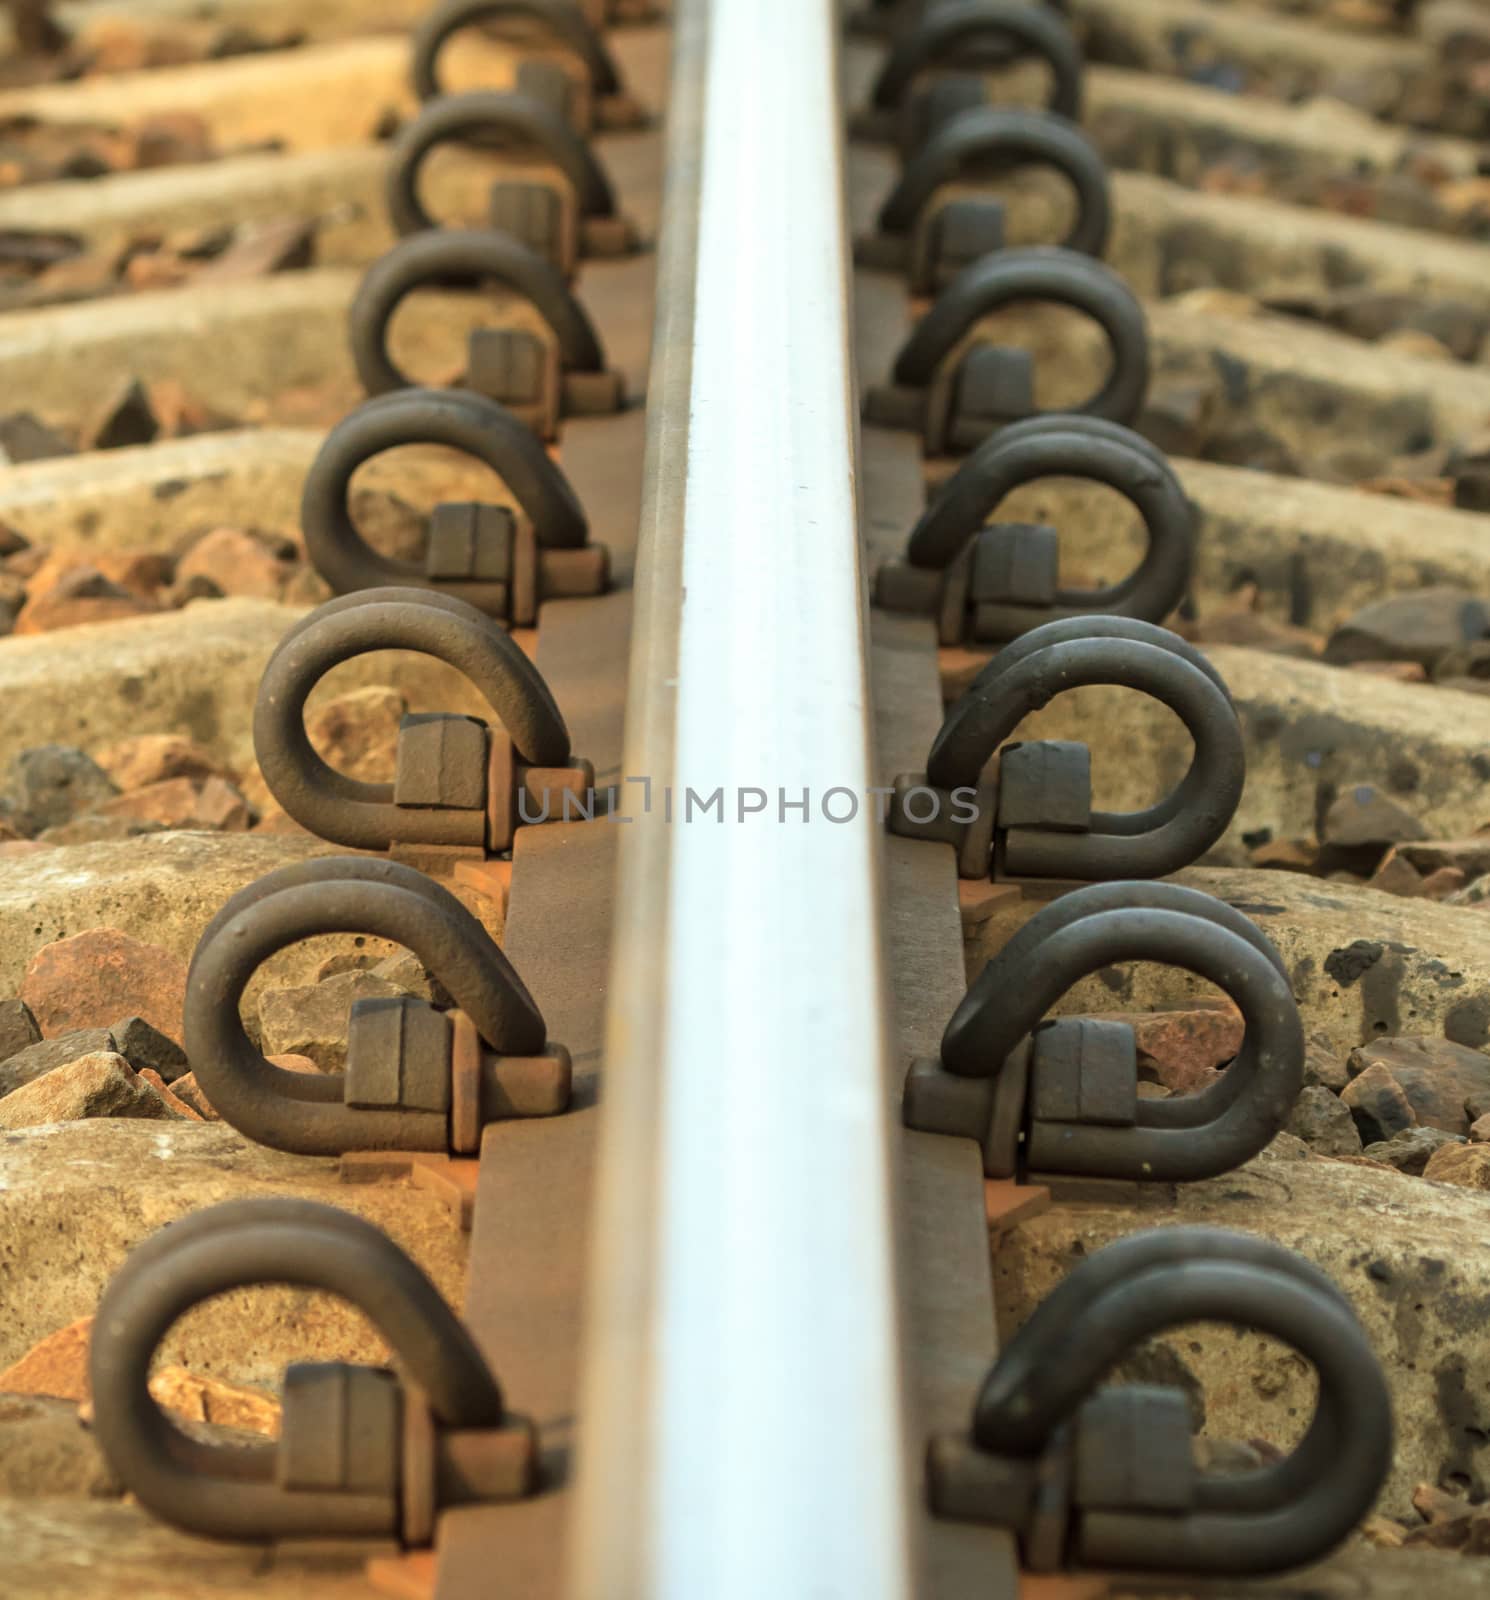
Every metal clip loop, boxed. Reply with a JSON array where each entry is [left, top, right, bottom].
[[348, 229, 620, 434], [892, 617, 1240, 880], [878, 108, 1111, 282], [301, 388, 603, 613], [908, 881, 1302, 1181], [931, 1227, 1392, 1575], [184, 856, 565, 1155], [387, 89, 620, 251], [882, 417, 1193, 642], [868, 0, 1084, 123], [90, 1199, 535, 1544], [255, 588, 586, 853], [867, 248, 1149, 451], [411, 0, 624, 109]]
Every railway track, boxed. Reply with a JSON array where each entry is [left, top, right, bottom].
[[2, 0, 1490, 1595]]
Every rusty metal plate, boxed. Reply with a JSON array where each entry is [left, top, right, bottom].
[[558, 406, 648, 577], [434, 821, 618, 1600], [854, 220, 917, 401], [851, 139, 925, 581], [574, 251, 658, 398], [863, 418, 926, 573], [534, 591, 633, 793], [874, 608, 1021, 1600]]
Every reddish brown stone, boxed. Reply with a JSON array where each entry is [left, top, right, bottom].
[[1345, 659, 1431, 682], [1341, 1061, 1418, 1143], [0, 1049, 183, 1129], [89, 775, 250, 832], [122, 250, 188, 292], [191, 216, 315, 282], [91, 733, 227, 792], [147, 1367, 280, 1436], [1346, 1035, 1490, 1137], [1368, 853, 1425, 897], [135, 1067, 202, 1120], [1247, 837, 1320, 873], [4, 543, 49, 579], [192, 775, 253, 831], [20, 927, 188, 1042], [1356, 477, 1456, 507], [131, 111, 213, 170], [79, 375, 159, 452], [306, 685, 406, 784], [1422, 1142, 1490, 1190], [1083, 1000, 1244, 1096], [145, 378, 217, 438], [92, 777, 199, 829], [1420, 866, 1469, 899], [12, 566, 157, 633], [25, 547, 170, 605], [167, 1070, 216, 1119], [174, 526, 289, 600], [1413, 1482, 1473, 1526], [0, 1316, 90, 1402]]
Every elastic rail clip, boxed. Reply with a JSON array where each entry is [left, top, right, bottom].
[[90, 1199, 536, 1545], [929, 1227, 1392, 1576], [256, 588, 592, 856], [387, 85, 636, 273], [184, 858, 570, 1157], [863, 246, 1149, 456], [348, 228, 624, 438], [852, 0, 1084, 145], [862, 107, 1111, 293], [877, 416, 1193, 644], [904, 882, 1302, 1183], [302, 390, 607, 619], [411, 0, 644, 132], [889, 616, 1241, 881]]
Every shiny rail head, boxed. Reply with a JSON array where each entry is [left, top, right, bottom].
[[927, 1227, 1392, 1576], [864, 247, 1151, 456], [253, 587, 588, 856], [877, 416, 1194, 643], [567, 0, 915, 1595], [904, 882, 1303, 1182], [183, 856, 568, 1157], [888, 617, 1240, 882], [300, 388, 605, 617], [89, 1198, 534, 1545]]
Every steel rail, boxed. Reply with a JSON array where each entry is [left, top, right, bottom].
[[567, 1, 915, 1596]]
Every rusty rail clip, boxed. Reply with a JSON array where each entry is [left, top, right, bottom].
[[904, 881, 1302, 1182], [185, 857, 570, 1156], [889, 616, 1240, 881], [256, 588, 592, 855], [90, 1198, 536, 1544], [863, 247, 1149, 454], [302, 389, 606, 617], [864, 108, 1110, 292], [878, 416, 1192, 643], [853, 0, 1084, 144], [388, 88, 635, 272], [928, 1226, 1392, 1575], [348, 228, 624, 438], [411, 0, 639, 130]]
